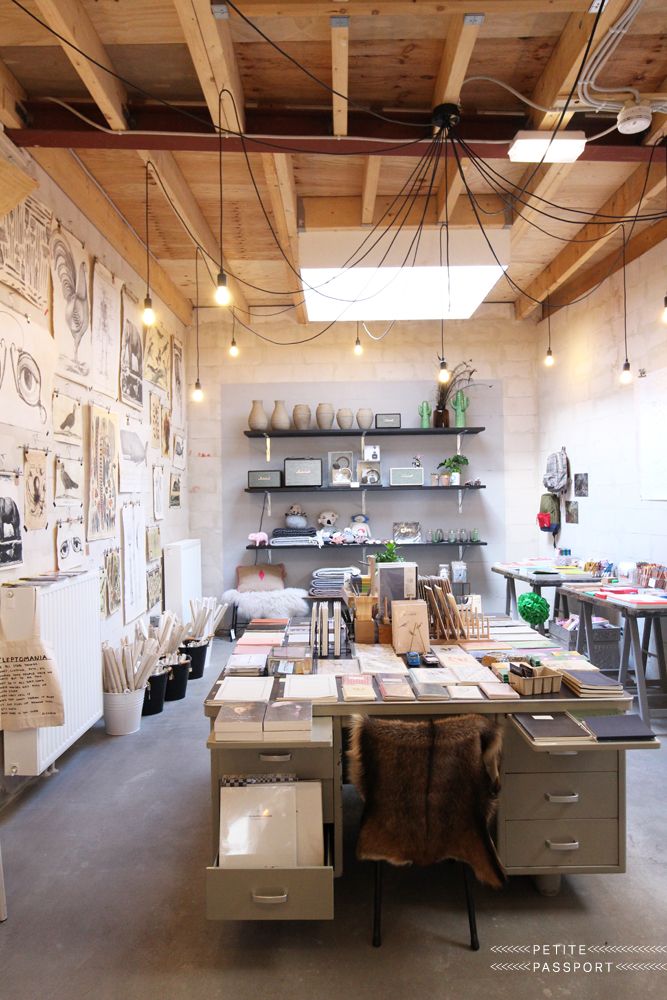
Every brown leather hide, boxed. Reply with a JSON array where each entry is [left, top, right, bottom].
[[348, 714, 505, 888]]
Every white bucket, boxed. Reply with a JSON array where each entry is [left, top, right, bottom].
[[103, 688, 146, 736]]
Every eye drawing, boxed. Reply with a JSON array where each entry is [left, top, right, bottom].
[[10, 344, 47, 423], [72, 535, 83, 553], [59, 539, 70, 559]]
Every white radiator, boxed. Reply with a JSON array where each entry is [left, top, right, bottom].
[[1, 571, 102, 776], [163, 538, 202, 623]]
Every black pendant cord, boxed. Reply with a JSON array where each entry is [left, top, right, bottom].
[[145, 163, 150, 298], [547, 295, 552, 352], [622, 226, 629, 364], [195, 245, 201, 382], [438, 130, 453, 365], [218, 89, 224, 274]]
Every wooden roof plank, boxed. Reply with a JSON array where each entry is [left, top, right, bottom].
[[361, 155, 382, 225], [432, 14, 482, 107], [0, 56, 27, 129], [331, 16, 349, 137], [262, 153, 308, 323], [33, 0, 128, 130]]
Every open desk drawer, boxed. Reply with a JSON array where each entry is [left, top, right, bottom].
[[207, 859, 334, 920]]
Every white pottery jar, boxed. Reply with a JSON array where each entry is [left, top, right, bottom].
[[336, 408, 354, 429], [248, 400, 268, 431], [450, 471, 461, 486], [293, 404, 311, 430], [430, 472, 439, 486], [356, 407, 373, 430], [439, 473, 451, 487], [271, 400, 291, 430], [316, 403, 335, 429]]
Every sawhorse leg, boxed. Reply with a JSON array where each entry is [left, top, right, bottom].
[[531, 584, 546, 634], [582, 603, 596, 663], [619, 621, 631, 686], [505, 578, 517, 618], [654, 618, 667, 690], [627, 615, 650, 723]]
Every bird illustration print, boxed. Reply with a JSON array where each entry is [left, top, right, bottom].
[[59, 403, 77, 433], [60, 464, 79, 491], [50, 229, 90, 377]]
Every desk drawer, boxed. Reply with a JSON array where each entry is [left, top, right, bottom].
[[213, 746, 333, 780], [502, 725, 617, 774], [206, 861, 334, 920], [502, 772, 618, 821], [504, 819, 619, 869]]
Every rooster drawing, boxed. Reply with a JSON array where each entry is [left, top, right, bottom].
[[60, 465, 79, 492], [50, 230, 90, 376]]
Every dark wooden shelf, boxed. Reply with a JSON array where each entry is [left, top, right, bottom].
[[246, 541, 488, 551], [245, 484, 486, 494], [244, 427, 485, 438]]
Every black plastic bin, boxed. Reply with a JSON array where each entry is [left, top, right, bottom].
[[180, 639, 209, 680], [164, 655, 191, 701], [142, 670, 168, 716]]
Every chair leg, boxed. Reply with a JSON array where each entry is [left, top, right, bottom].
[[372, 861, 383, 948], [461, 863, 479, 951]]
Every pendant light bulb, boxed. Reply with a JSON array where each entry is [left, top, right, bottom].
[[544, 347, 555, 367], [142, 295, 156, 327], [192, 378, 204, 403], [354, 334, 363, 356], [214, 271, 231, 307], [662, 294, 667, 325], [438, 359, 450, 384], [619, 359, 633, 385], [229, 335, 239, 358]]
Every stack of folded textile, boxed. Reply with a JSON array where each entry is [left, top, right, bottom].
[[309, 566, 360, 595], [270, 526, 320, 546]]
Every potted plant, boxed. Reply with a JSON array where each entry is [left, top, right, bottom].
[[375, 540, 404, 563], [437, 454, 469, 487], [433, 360, 476, 428]]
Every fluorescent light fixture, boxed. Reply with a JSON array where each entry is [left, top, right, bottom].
[[299, 228, 509, 322], [508, 130, 586, 163]]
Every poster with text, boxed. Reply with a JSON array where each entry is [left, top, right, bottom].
[[24, 448, 48, 530], [120, 290, 143, 409], [0, 303, 55, 431], [122, 503, 147, 624], [91, 260, 121, 399], [50, 224, 92, 386], [0, 195, 51, 310], [88, 405, 119, 540]]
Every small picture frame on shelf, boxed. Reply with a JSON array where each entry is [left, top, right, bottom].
[[357, 461, 382, 486], [328, 450, 354, 486], [364, 444, 381, 461], [393, 521, 421, 544]]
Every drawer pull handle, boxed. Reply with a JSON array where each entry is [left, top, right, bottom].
[[259, 753, 292, 762], [252, 891, 288, 905], [547, 751, 578, 756], [545, 792, 579, 804], [546, 839, 580, 852]]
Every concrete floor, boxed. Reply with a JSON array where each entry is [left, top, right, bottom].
[[1, 639, 666, 1000]]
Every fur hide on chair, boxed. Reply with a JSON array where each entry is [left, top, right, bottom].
[[222, 588, 309, 620], [348, 714, 505, 888]]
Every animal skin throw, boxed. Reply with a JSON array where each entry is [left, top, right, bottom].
[[0, 594, 64, 731], [348, 714, 505, 888]]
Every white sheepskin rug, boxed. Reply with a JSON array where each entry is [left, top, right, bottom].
[[223, 588, 309, 620]]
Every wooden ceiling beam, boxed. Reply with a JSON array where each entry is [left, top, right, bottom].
[[33, 0, 128, 130], [643, 76, 667, 146], [437, 147, 466, 224], [331, 16, 349, 138], [0, 150, 37, 217], [302, 193, 506, 230], [262, 154, 308, 324], [545, 216, 667, 317], [174, 0, 245, 132], [515, 159, 665, 320], [432, 15, 482, 108], [528, 0, 630, 131], [235, 2, 597, 15], [0, 58, 27, 129], [30, 148, 192, 325], [136, 149, 249, 318], [361, 156, 382, 225], [510, 162, 574, 246]]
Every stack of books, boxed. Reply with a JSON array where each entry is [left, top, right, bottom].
[[409, 669, 450, 701], [214, 700, 314, 743], [263, 701, 313, 741], [377, 674, 416, 701], [514, 712, 593, 745], [214, 702, 266, 742], [341, 674, 376, 702], [560, 668, 624, 698], [281, 674, 339, 703], [224, 652, 268, 676]]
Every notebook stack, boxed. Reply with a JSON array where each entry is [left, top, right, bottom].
[[224, 652, 268, 676], [560, 668, 624, 698], [514, 712, 593, 745], [263, 701, 313, 741], [582, 714, 656, 742], [214, 702, 266, 742], [341, 674, 377, 702], [409, 669, 451, 701], [377, 674, 416, 701], [281, 674, 339, 703]]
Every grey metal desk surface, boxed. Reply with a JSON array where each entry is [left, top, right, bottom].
[[558, 584, 667, 723]]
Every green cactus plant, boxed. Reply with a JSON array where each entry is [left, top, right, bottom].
[[418, 400, 432, 428], [452, 389, 469, 427]]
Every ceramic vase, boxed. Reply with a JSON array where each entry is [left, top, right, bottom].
[[450, 471, 461, 486], [433, 407, 450, 428], [316, 403, 335, 429], [248, 400, 269, 431], [356, 407, 373, 430], [336, 408, 354, 429], [439, 473, 451, 487], [271, 400, 291, 430], [293, 404, 311, 430]]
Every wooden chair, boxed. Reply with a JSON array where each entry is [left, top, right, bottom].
[[347, 714, 505, 949]]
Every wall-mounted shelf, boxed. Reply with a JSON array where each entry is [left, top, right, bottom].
[[245, 427, 485, 438], [246, 541, 488, 551], [245, 485, 486, 494]]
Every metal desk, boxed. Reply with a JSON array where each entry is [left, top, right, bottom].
[[558, 584, 667, 723], [491, 564, 602, 630]]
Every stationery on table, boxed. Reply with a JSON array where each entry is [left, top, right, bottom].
[[514, 712, 593, 744], [377, 674, 416, 701], [409, 674, 451, 701], [582, 714, 656, 742], [341, 674, 377, 702], [479, 681, 520, 700], [215, 676, 275, 702], [281, 674, 338, 703], [447, 685, 484, 700], [236, 631, 287, 646], [214, 702, 266, 741], [560, 669, 624, 697], [264, 701, 312, 731], [225, 652, 268, 676], [355, 644, 408, 675], [315, 658, 361, 676]]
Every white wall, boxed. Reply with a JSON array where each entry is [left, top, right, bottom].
[[536, 238, 667, 563], [186, 306, 540, 609]]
